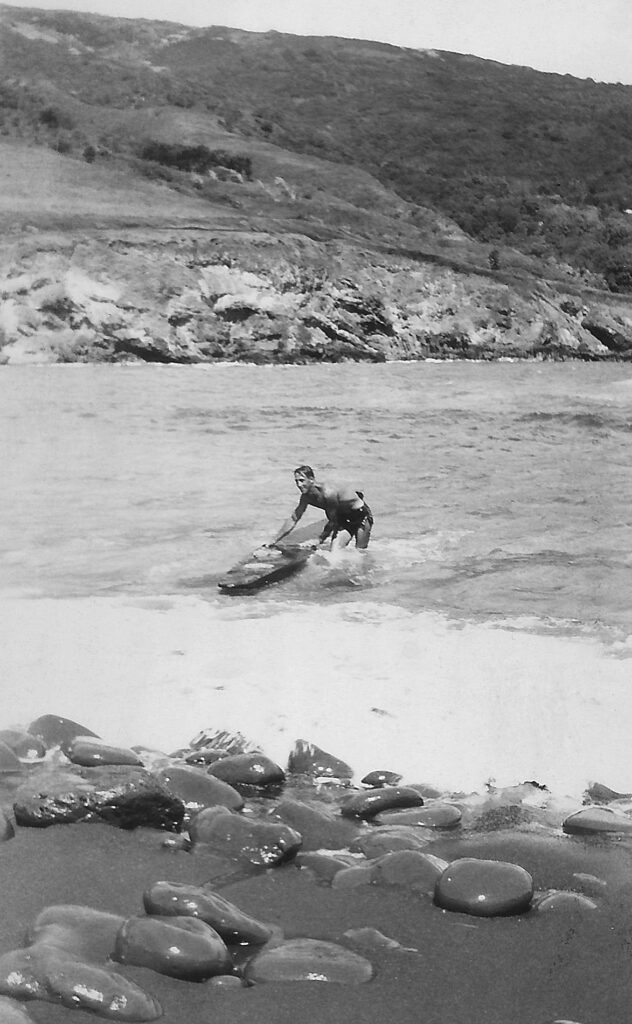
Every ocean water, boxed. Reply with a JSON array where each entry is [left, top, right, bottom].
[[1, 361, 631, 799]]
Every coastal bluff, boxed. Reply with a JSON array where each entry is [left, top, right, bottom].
[[2, 224, 632, 365]]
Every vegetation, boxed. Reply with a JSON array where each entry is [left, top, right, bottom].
[[2, 4, 632, 289]]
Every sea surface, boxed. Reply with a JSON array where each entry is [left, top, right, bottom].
[[1, 361, 631, 799]]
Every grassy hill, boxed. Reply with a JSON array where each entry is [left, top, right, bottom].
[[2, 3, 632, 291]]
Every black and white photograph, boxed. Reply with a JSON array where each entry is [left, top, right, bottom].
[[0, 1, 631, 1021]]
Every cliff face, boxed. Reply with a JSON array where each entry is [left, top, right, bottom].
[[2, 227, 631, 365]]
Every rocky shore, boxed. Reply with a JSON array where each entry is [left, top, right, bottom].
[[3, 227, 632, 366], [0, 714, 631, 1023]]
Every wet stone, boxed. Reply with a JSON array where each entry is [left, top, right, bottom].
[[0, 945, 162, 1020], [361, 770, 402, 788], [207, 752, 285, 789], [372, 850, 449, 891], [434, 857, 534, 917], [0, 741, 23, 774], [0, 808, 15, 842], [340, 786, 424, 821], [271, 797, 361, 850], [0, 994, 38, 1022], [532, 891, 598, 913], [350, 825, 433, 858], [14, 765, 185, 831], [184, 747, 230, 766], [28, 905, 125, 961], [155, 764, 243, 814], [189, 808, 302, 866], [562, 806, 632, 835], [67, 737, 144, 768], [331, 864, 376, 889], [375, 802, 462, 829], [27, 715, 99, 756], [295, 852, 355, 884], [584, 781, 632, 804], [243, 938, 374, 984], [114, 915, 232, 980], [143, 880, 274, 945], [287, 740, 354, 780], [0, 729, 46, 760]]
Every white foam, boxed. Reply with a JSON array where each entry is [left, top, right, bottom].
[[2, 595, 631, 802]]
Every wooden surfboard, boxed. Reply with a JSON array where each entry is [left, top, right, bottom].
[[217, 522, 322, 594]]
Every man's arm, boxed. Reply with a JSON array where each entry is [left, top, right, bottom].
[[271, 495, 308, 544], [318, 519, 335, 545]]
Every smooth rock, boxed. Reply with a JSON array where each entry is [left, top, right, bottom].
[[331, 864, 377, 889], [434, 858, 534, 917], [287, 740, 353, 780], [350, 825, 432, 858], [271, 798, 360, 850], [155, 764, 243, 813], [0, 994, 38, 1022], [532, 891, 598, 912], [584, 781, 632, 804], [0, 945, 161, 1020], [0, 741, 23, 774], [571, 872, 608, 896], [143, 880, 274, 944], [243, 938, 374, 984], [375, 802, 462, 829], [0, 729, 46, 760], [340, 786, 424, 821], [361, 770, 402, 788], [0, 809, 15, 842], [67, 738, 143, 768], [295, 852, 355, 884], [114, 915, 232, 980], [207, 752, 285, 789], [28, 905, 125, 961], [14, 765, 184, 831], [189, 809, 302, 866], [373, 850, 449, 890], [342, 927, 417, 953], [563, 806, 632, 835], [27, 715, 99, 756], [184, 747, 230, 766]]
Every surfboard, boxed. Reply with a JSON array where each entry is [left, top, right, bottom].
[[217, 522, 322, 594]]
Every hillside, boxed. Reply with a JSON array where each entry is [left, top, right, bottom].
[[1, 4, 632, 364]]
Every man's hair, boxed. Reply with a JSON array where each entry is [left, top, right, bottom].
[[294, 465, 315, 478]]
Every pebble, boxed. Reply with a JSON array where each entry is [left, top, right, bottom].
[[0, 729, 46, 760], [532, 891, 598, 913], [295, 851, 355, 883], [143, 880, 275, 944], [0, 741, 22, 773], [331, 864, 376, 889], [0, 945, 161, 1020], [28, 905, 125, 961], [349, 825, 432, 857], [271, 797, 360, 850], [156, 764, 244, 813], [434, 857, 534, 917], [562, 806, 632, 835], [67, 737, 144, 768], [243, 938, 374, 984], [372, 850, 449, 891], [188, 808, 302, 866], [361, 770, 402, 788], [207, 752, 285, 788], [287, 739, 354, 780], [114, 915, 232, 980], [184, 747, 230, 766], [340, 786, 424, 821], [375, 802, 462, 829], [27, 714, 99, 755]]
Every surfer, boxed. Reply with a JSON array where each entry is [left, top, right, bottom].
[[271, 465, 373, 550]]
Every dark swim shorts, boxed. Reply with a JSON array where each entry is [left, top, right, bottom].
[[334, 502, 374, 539]]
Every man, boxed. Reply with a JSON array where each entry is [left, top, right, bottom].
[[272, 465, 373, 550]]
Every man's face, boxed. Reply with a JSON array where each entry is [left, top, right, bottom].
[[294, 472, 312, 494]]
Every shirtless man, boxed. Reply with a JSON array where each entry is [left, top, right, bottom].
[[271, 465, 373, 550]]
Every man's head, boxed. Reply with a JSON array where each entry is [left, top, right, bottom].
[[294, 465, 315, 492]]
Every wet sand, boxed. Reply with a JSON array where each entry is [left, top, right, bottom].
[[1, 807, 632, 1024]]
